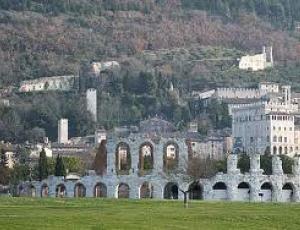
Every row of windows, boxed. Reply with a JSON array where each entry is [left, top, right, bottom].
[[235, 114, 293, 123], [273, 126, 293, 131], [273, 136, 289, 143]]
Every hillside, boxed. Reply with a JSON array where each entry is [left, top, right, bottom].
[[0, 0, 300, 142]]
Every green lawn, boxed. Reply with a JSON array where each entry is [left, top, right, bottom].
[[0, 198, 300, 230]]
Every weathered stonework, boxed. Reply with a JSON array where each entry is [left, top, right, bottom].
[[18, 135, 300, 203]]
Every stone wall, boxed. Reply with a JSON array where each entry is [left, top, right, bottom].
[[18, 138, 300, 203]]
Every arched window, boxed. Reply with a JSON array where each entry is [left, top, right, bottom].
[[273, 146, 277, 155], [273, 136, 277, 142], [139, 143, 154, 171], [115, 142, 131, 174], [163, 142, 179, 171]]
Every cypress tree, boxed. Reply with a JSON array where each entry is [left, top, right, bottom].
[[55, 154, 66, 176], [38, 148, 48, 181], [93, 140, 107, 175]]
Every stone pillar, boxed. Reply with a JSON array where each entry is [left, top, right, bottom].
[[106, 138, 116, 176], [250, 154, 263, 174], [227, 154, 240, 174], [272, 156, 283, 175], [250, 154, 263, 202]]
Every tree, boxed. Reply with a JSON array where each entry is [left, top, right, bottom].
[[93, 140, 107, 175], [55, 154, 66, 177], [0, 148, 10, 185], [260, 154, 272, 175], [238, 153, 250, 173], [38, 148, 48, 181], [280, 155, 293, 174]]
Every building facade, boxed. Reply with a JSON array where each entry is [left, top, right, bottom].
[[232, 85, 300, 156]]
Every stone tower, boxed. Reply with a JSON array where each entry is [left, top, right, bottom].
[[58, 119, 68, 144], [86, 88, 97, 122], [282, 85, 291, 105]]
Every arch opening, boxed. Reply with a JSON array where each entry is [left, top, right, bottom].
[[139, 143, 154, 173], [212, 182, 227, 200], [260, 182, 272, 202], [188, 182, 203, 200], [94, 183, 107, 198], [163, 142, 179, 171], [41, 184, 49, 198], [164, 182, 179, 199], [74, 183, 86, 198], [56, 184, 66, 198], [118, 183, 130, 199], [237, 182, 250, 201], [282, 183, 294, 202], [140, 182, 153, 199], [115, 142, 131, 175]]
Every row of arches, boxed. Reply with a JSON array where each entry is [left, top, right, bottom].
[[28, 181, 296, 202], [115, 142, 179, 174]]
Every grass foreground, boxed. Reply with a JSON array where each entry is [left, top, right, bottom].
[[0, 198, 300, 230]]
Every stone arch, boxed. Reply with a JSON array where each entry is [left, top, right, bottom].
[[237, 182, 250, 201], [115, 142, 131, 174], [282, 183, 294, 202], [164, 182, 179, 199], [74, 183, 86, 198], [41, 184, 49, 198], [56, 184, 67, 198], [260, 182, 273, 202], [273, 146, 277, 155], [118, 183, 130, 199], [188, 182, 203, 200], [139, 182, 153, 199], [139, 142, 154, 173], [163, 142, 179, 171], [30, 185, 36, 197], [94, 183, 107, 198], [212, 182, 228, 200]]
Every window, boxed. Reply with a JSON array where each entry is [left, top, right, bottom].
[[250, 137, 254, 143], [284, 137, 287, 143], [284, 127, 286, 131], [273, 136, 277, 142], [267, 136, 270, 142], [278, 127, 281, 131], [273, 126, 276, 131], [278, 136, 282, 142]]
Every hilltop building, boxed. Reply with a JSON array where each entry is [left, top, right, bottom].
[[239, 46, 273, 71]]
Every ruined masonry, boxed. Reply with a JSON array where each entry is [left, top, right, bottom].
[[19, 134, 300, 202]]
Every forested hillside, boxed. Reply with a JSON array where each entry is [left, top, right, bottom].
[[0, 0, 300, 142]]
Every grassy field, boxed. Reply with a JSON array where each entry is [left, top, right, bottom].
[[0, 198, 300, 230]]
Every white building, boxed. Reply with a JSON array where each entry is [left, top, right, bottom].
[[58, 119, 68, 144], [19, 75, 78, 93], [232, 84, 300, 156], [239, 46, 273, 71]]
